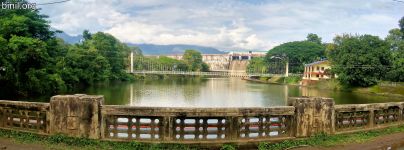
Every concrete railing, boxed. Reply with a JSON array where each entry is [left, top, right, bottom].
[[0, 95, 403, 145], [101, 105, 295, 143], [335, 102, 403, 134], [0, 100, 49, 134]]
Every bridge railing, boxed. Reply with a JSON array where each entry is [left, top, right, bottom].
[[130, 70, 302, 77], [335, 102, 404, 134], [0, 100, 49, 134], [2, 95, 404, 146], [101, 106, 295, 142]]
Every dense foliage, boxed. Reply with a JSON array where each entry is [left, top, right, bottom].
[[326, 34, 391, 87], [134, 49, 209, 72], [384, 26, 404, 82], [183, 49, 209, 71], [265, 40, 325, 73], [246, 57, 268, 73], [306, 33, 322, 45], [0, 7, 135, 98], [326, 17, 404, 86]]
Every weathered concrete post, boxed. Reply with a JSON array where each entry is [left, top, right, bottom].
[[288, 97, 335, 137], [49, 94, 103, 139]]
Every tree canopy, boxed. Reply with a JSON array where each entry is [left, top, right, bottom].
[[0, 7, 137, 98], [399, 16, 404, 39], [306, 33, 322, 45], [183, 50, 209, 71], [265, 41, 325, 73], [327, 34, 391, 87], [385, 27, 404, 82]]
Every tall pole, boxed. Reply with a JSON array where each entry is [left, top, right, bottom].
[[285, 61, 289, 77], [130, 51, 134, 73]]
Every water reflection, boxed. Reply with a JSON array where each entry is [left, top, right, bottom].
[[81, 78, 403, 107]]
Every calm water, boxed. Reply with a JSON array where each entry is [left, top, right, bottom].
[[80, 78, 403, 107]]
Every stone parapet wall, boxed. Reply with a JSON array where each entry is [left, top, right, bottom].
[[102, 105, 295, 143], [0, 95, 403, 145], [0, 100, 49, 134], [335, 102, 404, 134]]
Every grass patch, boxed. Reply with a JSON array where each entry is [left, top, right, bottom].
[[313, 79, 345, 91], [0, 129, 195, 150], [258, 125, 404, 150], [3, 125, 404, 150], [282, 76, 301, 84]]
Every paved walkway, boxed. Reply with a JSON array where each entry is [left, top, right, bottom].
[[293, 132, 404, 150], [0, 138, 45, 150], [2, 132, 404, 150]]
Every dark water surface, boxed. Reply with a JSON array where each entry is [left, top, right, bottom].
[[76, 78, 403, 107]]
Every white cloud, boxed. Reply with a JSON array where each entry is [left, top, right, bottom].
[[105, 20, 269, 50], [32, 0, 404, 51]]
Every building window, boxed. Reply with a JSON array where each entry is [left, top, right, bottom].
[[316, 66, 319, 71], [316, 74, 319, 77], [321, 67, 324, 71]]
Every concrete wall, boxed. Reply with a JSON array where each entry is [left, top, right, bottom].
[[1, 95, 403, 145]]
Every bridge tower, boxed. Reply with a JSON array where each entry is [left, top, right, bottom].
[[130, 51, 134, 73]]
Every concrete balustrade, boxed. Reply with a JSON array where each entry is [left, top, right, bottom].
[[0, 95, 404, 145]]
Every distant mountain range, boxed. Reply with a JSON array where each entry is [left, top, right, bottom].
[[55, 32, 83, 44], [55, 32, 226, 55], [127, 43, 226, 55]]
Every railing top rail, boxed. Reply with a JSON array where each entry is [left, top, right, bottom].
[[0, 100, 49, 111], [335, 102, 404, 112], [0, 100, 49, 106], [102, 105, 295, 116]]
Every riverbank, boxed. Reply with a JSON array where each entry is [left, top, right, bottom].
[[242, 76, 301, 85], [243, 76, 404, 97]]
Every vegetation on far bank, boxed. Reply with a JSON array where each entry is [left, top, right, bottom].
[[248, 76, 302, 85], [0, 5, 137, 99], [248, 16, 404, 89], [0, 4, 208, 99]]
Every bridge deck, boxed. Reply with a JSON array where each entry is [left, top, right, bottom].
[[130, 70, 301, 77]]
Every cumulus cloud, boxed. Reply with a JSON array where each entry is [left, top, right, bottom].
[[32, 0, 404, 51]]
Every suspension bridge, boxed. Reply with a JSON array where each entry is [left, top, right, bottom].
[[127, 51, 302, 77]]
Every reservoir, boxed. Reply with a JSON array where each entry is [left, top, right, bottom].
[[80, 78, 403, 107]]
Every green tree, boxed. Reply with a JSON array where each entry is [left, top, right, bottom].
[[0, 5, 134, 98], [385, 28, 404, 81], [265, 41, 325, 73], [399, 16, 404, 39], [83, 30, 92, 40], [328, 34, 391, 87], [58, 45, 111, 86], [0, 3, 66, 97], [306, 33, 322, 45], [247, 57, 268, 73], [182, 50, 208, 71], [385, 29, 403, 51], [85, 32, 130, 80]]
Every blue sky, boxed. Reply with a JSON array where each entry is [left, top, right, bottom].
[[32, 0, 404, 51]]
